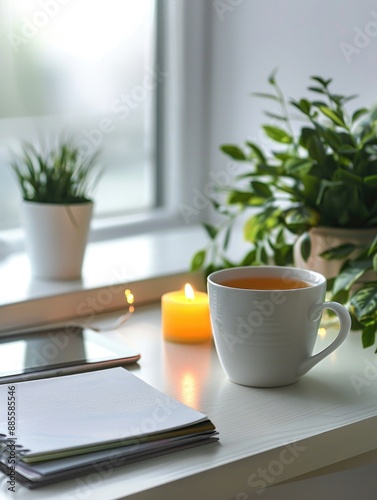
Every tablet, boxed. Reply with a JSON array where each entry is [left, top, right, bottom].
[[0, 326, 141, 384]]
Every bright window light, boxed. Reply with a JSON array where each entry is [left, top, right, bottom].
[[0, 0, 157, 229]]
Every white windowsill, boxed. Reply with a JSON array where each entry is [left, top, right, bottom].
[[0, 224, 208, 334]]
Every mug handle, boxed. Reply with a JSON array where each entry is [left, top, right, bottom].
[[298, 301, 351, 377]]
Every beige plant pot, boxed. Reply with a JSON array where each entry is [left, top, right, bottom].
[[21, 201, 93, 280], [294, 226, 376, 279]]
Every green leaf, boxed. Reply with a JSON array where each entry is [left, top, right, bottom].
[[319, 127, 343, 150], [308, 86, 326, 95], [203, 223, 217, 240], [221, 256, 236, 268], [337, 145, 359, 155], [316, 179, 344, 205], [311, 100, 328, 108], [264, 111, 287, 122], [256, 163, 284, 176], [243, 207, 278, 243], [373, 253, 377, 272], [333, 168, 363, 186], [319, 106, 346, 127], [333, 260, 372, 295], [349, 311, 363, 331], [283, 207, 319, 234], [311, 76, 332, 87], [338, 133, 356, 148], [276, 227, 286, 245], [364, 175, 377, 187], [368, 235, 377, 256], [300, 128, 326, 164], [352, 108, 369, 123], [259, 243, 270, 264], [351, 285, 377, 318], [341, 94, 358, 104], [227, 191, 265, 206], [240, 249, 257, 266], [250, 181, 272, 198], [272, 151, 292, 161], [262, 125, 293, 144], [220, 145, 246, 160], [246, 141, 266, 163], [190, 250, 206, 271], [331, 288, 349, 305], [243, 214, 263, 243], [369, 107, 377, 121], [268, 68, 278, 85], [361, 324, 377, 349], [223, 225, 232, 251], [236, 165, 280, 180], [290, 99, 311, 115], [276, 183, 307, 203], [319, 243, 357, 260], [300, 233, 311, 261], [360, 127, 377, 147], [284, 158, 313, 176], [272, 243, 294, 266]]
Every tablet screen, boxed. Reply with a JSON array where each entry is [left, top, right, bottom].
[[0, 327, 140, 383]]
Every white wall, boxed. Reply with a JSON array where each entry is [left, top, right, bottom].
[[206, 0, 377, 188]]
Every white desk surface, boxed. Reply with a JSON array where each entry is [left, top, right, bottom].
[[2, 304, 377, 500]]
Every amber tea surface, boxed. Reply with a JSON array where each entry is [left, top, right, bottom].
[[221, 276, 311, 290]]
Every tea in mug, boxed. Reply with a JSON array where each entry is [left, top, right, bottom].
[[221, 276, 311, 290]]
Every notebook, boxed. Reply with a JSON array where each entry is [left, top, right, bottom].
[[0, 367, 218, 488]]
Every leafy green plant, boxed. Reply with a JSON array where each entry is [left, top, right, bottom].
[[325, 236, 377, 350], [191, 72, 377, 349], [11, 140, 101, 204]]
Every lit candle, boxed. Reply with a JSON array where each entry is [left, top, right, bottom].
[[161, 284, 212, 343]]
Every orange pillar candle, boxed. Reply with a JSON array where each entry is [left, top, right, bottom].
[[161, 284, 212, 343]]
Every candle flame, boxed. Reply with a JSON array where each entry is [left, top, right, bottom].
[[184, 283, 195, 300]]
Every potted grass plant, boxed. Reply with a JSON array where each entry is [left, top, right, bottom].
[[192, 72, 377, 350], [11, 139, 101, 280]]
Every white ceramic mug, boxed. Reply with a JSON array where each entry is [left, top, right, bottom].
[[207, 266, 351, 387]]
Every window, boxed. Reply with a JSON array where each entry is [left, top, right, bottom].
[[0, 0, 157, 230]]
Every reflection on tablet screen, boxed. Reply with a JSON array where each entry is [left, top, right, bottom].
[[0, 327, 140, 383]]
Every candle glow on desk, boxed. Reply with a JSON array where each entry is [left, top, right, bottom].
[[125, 288, 135, 314], [161, 284, 212, 343]]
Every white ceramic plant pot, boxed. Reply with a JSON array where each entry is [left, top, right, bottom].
[[21, 201, 93, 280], [294, 226, 376, 279]]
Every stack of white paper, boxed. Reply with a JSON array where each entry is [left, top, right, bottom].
[[0, 367, 218, 488]]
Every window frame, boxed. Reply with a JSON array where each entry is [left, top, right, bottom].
[[0, 0, 211, 249]]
